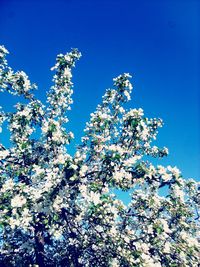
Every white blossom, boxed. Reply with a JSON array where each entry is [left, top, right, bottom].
[[11, 195, 27, 208], [0, 45, 199, 267], [0, 149, 9, 160]]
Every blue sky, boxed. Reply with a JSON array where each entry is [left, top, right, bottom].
[[0, 0, 199, 181]]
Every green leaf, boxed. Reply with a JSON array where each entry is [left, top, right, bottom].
[[155, 226, 163, 235], [21, 142, 27, 149]]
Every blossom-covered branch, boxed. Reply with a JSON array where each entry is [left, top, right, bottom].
[[0, 45, 199, 267]]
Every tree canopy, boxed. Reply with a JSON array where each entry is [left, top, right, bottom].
[[0, 45, 199, 267]]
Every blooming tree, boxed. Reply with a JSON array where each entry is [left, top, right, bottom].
[[0, 45, 199, 267]]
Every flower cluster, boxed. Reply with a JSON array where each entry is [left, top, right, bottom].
[[0, 45, 199, 267]]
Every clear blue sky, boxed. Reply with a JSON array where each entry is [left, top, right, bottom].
[[0, 0, 199, 181]]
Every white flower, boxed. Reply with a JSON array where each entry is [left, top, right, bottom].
[[180, 231, 188, 241], [41, 120, 49, 133], [173, 184, 184, 201], [167, 166, 181, 177], [162, 173, 172, 182], [64, 55, 71, 62], [163, 241, 171, 253], [124, 90, 131, 100], [11, 121, 20, 129], [100, 113, 110, 120], [151, 146, 159, 153], [52, 130, 62, 142], [187, 236, 199, 247], [11, 195, 27, 208], [108, 144, 124, 155], [110, 226, 117, 235], [124, 108, 144, 120], [90, 191, 100, 205], [17, 71, 31, 92], [53, 196, 63, 211], [110, 258, 120, 267], [63, 67, 72, 78], [150, 195, 161, 208], [114, 170, 124, 182], [55, 153, 66, 164], [157, 165, 166, 175], [80, 165, 88, 176], [92, 244, 98, 251], [160, 219, 171, 234], [157, 165, 171, 181], [124, 156, 141, 167], [140, 243, 149, 253], [79, 184, 87, 196], [124, 236, 130, 243], [0, 149, 9, 160], [33, 165, 44, 176], [95, 225, 104, 233], [70, 163, 78, 170], [141, 253, 161, 267], [147, 225, 154, 234], [1, 179, 14, 192], [53, 230, 63, 239], [118, 107, 125, 113], [0, 45, 9, 58], [20, 109, 30, 117], [68, 131, 74, 139], [9, 217, 20, 229], [21, 208, 32, 227], [44, 179, 53, 191], [30, 189, 43, 200], [180, 231, 199, 247], [163, 147, 169, 155]]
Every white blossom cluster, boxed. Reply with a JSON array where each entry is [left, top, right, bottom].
[[0, 45, 199, 266]]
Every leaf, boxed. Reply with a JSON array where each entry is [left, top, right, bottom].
[[21, 142, 27, 149]]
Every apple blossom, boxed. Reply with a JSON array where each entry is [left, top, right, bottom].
[[0, 45, 199, 267]]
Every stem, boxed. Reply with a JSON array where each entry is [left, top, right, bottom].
[[34, 221, 46, 267]]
